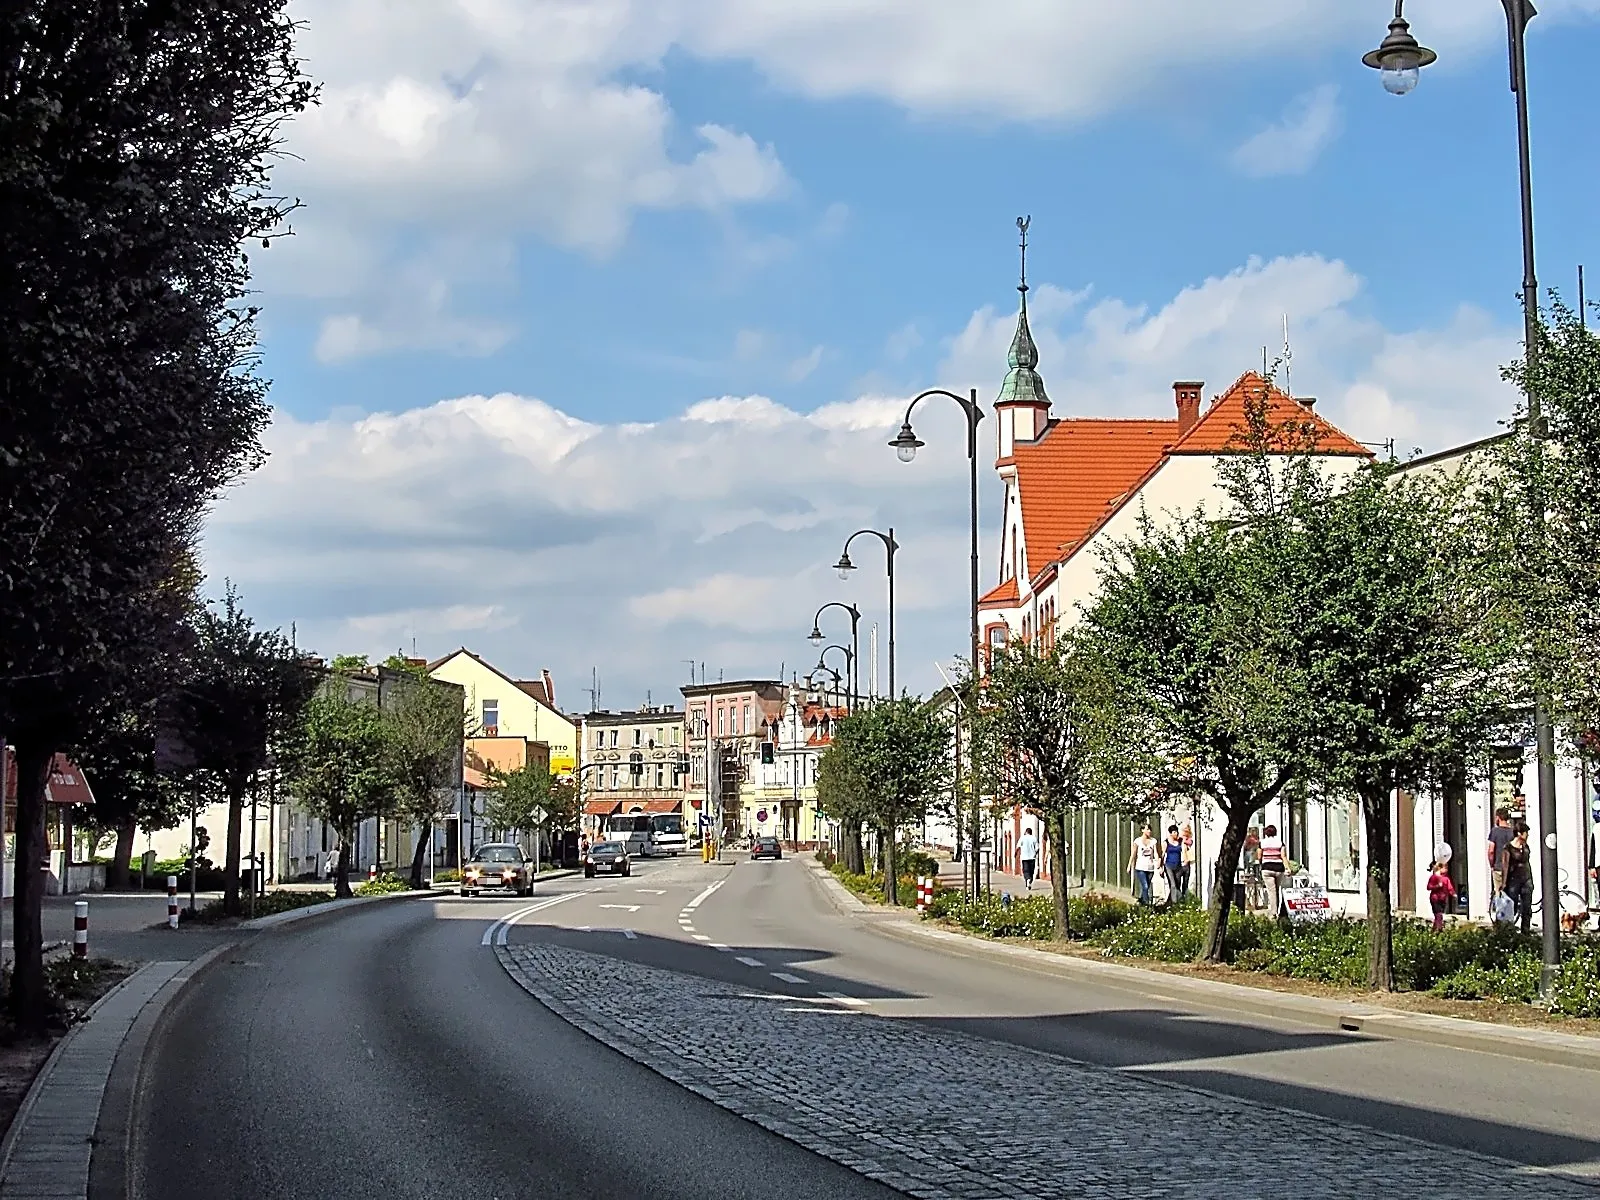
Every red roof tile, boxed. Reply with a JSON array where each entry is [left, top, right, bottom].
[[1173, 372, 1369, 456], [979, 578, 1020, 609], [1011, 419, 1177, 582]]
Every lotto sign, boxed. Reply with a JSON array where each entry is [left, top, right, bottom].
[[1284, 880, 1332, 924]]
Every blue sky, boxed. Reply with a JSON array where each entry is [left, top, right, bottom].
[[206, 0, 1600, 707]]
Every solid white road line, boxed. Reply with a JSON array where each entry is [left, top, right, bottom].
[[770, 971, 807, 985], [693, 934, 711, 941], [481, 893, 580, 946], [736, 956, 764, 968], [820, 992, 870, 1007], [710, 943, 731, 952], [684, 879, 725, 912]]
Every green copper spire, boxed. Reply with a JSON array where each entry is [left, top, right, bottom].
[[996, 215, 1050, 408]]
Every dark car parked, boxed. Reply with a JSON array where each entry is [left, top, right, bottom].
[[584, 840, 632, 878], [460, 843, 535, 896], [750, 836, 782, 861]]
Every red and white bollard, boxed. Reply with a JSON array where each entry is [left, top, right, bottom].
[[368, 863, 378, 884], [73, 900, 88, 959], [915, 876, 934, 914], [167, 875, 179, 929]]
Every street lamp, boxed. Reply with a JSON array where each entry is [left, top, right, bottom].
[[1363, 0, 1562, 993], [1361, 1, 1437, 95], [809, 601, 861, 711], [837, 528, 898, 700], [893, 387, 985, 898]]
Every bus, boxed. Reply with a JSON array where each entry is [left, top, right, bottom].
[[605, 813, 654, 857], [649, 812, 686, 856]]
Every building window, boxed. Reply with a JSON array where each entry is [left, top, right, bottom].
[[717, 708, 725, 736], [1326, 798, 1361, 892], [610, 729, 618, 747], [742, 704, 751, 733], [482, 700, 499, 732], [655, 765, 664, 789], [594, 728, 604, 749], [609, 767, 618, 790]]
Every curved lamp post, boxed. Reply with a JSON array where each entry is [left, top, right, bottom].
[[891, 387, 985, 897], [835, 528, 897, 701], [809, 601, 862, 712], [817, 643, 854, 703], [1364, 0, 1561, 994]]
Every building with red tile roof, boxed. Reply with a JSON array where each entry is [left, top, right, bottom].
[[982, 285, 1369, 659]]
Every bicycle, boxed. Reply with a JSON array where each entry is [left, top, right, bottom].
[[1528, 868, 1599, 933]]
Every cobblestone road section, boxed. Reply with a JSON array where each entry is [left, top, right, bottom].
[[499, 942, 1596, 1200]]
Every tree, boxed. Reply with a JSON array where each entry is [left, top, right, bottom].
[[279, 685, 395, 899], [816, 745, 870, 875], [174, 587, 316, 915], [824, 699, 950, 904], [72, 705, 186, 890], [980, 636, 1123, 940], [1084, 511, 1303, 962], [483, 764, 577, 855], [1273, 465, 1514, 989], [383, 674, 464, 888], [0, 2, 313, 1029]]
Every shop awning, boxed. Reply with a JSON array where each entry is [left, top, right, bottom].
[[46, 755, 94, 806], [640, 799, 681, 814], [583, 800, 621, 817]]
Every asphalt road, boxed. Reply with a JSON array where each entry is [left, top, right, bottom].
[[129, 852, 1600, 1196], [130, 862, 899, 1200]]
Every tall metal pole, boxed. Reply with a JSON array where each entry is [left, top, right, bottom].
[[886, 528, 897, 703], [1503, 0, 1561, 994], [967, 391, 984, 899]]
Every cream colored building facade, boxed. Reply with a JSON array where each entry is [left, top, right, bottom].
[[429, 649, 577, 774]]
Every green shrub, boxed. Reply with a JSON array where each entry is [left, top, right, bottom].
[[1547, 944, 1600, 1017], [355, 874, 409, 896], [898, 850, 941, 881], [813, 847, 836, 868], [184, 889, 335, 923], [1094, 904, 1210, 961], [931, 892, 1057, 939], [1068, 892, 1136, 937], [434, 869, 461, 883]]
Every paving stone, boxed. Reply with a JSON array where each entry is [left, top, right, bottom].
[[499, 942, 1597, 1200]]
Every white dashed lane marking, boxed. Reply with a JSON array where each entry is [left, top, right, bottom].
[[770, 971, 807, 985], [736, 956, 764, 968]]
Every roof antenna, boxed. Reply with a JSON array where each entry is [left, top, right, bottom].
[[1016, 215, 1031, 311], [1282, 314, 1294, 398], [1581, 265, 1587, 330]]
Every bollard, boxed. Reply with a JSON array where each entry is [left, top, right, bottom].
[[915, 876, 934, 914], [167, 875, 179, 929], [73, 900, 89, 959], [368, 863, 377, 883]]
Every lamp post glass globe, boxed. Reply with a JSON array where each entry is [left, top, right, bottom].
[[1363, 12, 1434, 96], [889, 423, 924, 463], [834, 554, 855, 581], [1382, 62, 1420, 95], [808, 627, 824, 646]]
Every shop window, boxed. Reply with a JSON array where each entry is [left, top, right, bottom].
[[1327, 798, 1362, 892]]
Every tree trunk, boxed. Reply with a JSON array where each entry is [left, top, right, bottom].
[[882, 827, 899, 905], [108, 816, 137, 891], [1363, 791, 1395, 991], [223, 776, 245, 917], [1197, 808, 1253, 964], [10, 743, 55, 1032], [1045, 810, 1071, 940], [843, 822, 864, 875], [334, 833, 353, 899], [408, 820, 430, 889]]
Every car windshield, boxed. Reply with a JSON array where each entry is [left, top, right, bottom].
[[474, 846, 520, 863], [592, 842, 623, 854]]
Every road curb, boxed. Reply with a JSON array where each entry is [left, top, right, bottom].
[[90, 943, 237, 1200], [0, 956, 205, 1200], [804, 862, 870, 914], [235, 883, 439, 930], [804, 863, 1600, 1072]]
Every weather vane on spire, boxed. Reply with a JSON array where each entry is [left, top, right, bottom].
[[1017, 215, 1031, 297]]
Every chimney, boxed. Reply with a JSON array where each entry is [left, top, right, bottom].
[[1299, 396, 1317, 411], [1173, 381, 1204, 436]]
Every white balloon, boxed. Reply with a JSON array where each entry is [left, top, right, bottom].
[[1433, 843, 1453, 864]]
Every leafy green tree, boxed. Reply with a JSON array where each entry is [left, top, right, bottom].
[[1271, 465, 1514, 989], [280, 685, 395, 899], [72, 705, 186, 889], [1085, 511, 1303, 962], [980, 636, 1124, 940], [816, 744, 870, 875], [483, 764, 578, 855], [382, 674, 464, 888], [825, 699, 950, 904], [0, 3, 314, 1027], [173, 587, 316, 915]]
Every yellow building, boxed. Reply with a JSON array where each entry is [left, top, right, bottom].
[[428, 649, 578, 774]]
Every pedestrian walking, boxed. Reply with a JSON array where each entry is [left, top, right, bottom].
[[1427, 856, 1457, 932], [1162, 825, 1185, 907], [1503, 820, 1535, 935], [1179, 822, 1194, 902], [1018, 826, 1039, 891], [1128, 824, 1159, 906], [1486, 807, 1514, 905], [1259, 823, 1287, 921]]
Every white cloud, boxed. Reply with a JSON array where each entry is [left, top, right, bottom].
[[1231, 85, 1342, 178], [204, 253, 1521, 703], [786, 346, 825, 383]]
